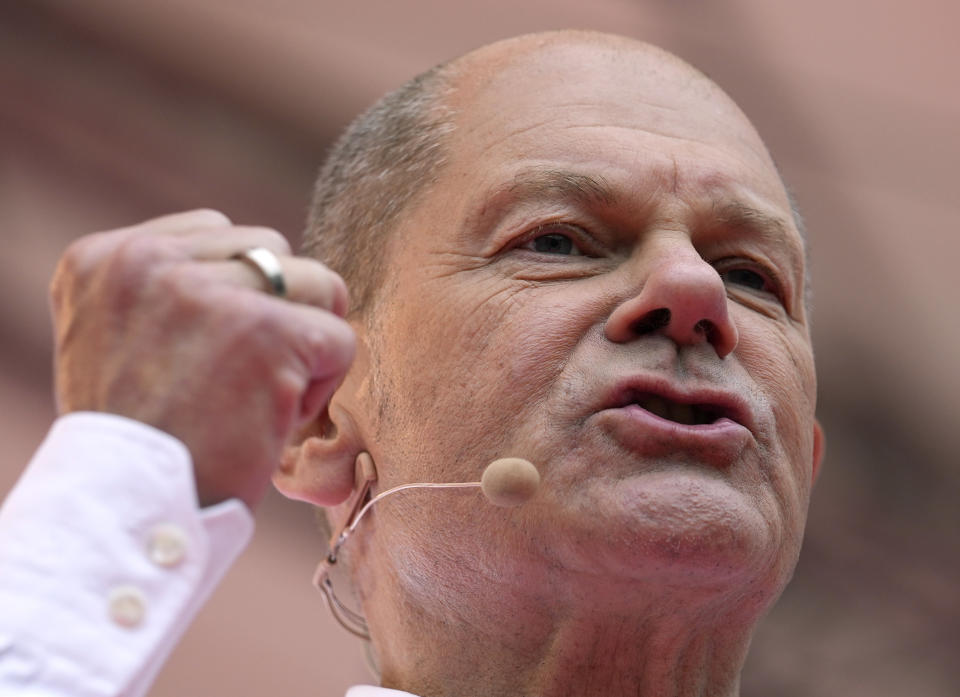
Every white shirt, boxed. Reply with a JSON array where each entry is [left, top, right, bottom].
[[0, 413, 420, 697]]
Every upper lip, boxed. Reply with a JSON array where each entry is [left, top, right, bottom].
[[599, 374, 755, 433]]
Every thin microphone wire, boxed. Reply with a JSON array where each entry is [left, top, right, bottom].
[[314, 455, 539, 639], [314, 479, 483, 639], [331, 481, 481, 561]]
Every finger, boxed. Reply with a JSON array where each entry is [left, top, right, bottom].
[[271, 303, 356, 426], [121, 209, 233, 236], [177, 226, 292, 260], [208, 256, 350, 316], [281, 303, 357, 382], [57, 209, 235, 276]]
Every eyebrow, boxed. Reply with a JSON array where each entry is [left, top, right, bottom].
[[712, 200, 805, 268], [505, 168, 618, 207], [713, 200, 791, 240], [470, 167, 618, 231]]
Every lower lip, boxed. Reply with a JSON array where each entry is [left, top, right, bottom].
[[595, 405, 752, 457]]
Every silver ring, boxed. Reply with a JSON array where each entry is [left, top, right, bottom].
[[234, 247, 287, 297]]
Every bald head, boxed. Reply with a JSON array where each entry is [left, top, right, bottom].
[[303, 31, 799, 318], [451, 30, 720, 96]]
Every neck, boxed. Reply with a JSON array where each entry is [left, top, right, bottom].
[[361, 549, 768, 697]]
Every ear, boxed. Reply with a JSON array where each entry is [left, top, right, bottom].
[[811, 418, 825, 485], [273, 406, 359, 506], [275, 322, 373, 506]]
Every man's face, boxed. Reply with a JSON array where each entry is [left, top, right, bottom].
[[344, 40, 821, 606]]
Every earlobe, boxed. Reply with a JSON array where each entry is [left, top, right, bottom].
[[273, 421, 359, 506], [811, 419, 826, 484]]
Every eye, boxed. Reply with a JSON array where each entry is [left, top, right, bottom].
[[714, 259, 783, 302], [520, 224, 587, 256], [532, 233, 578, 255], [719, 268, 768, 292]]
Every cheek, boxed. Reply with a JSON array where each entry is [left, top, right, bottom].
[[377, 279, 603, 478], [503, 294, 602, 399], [375, 283, 555, 461], [736, 318, 818, 520]]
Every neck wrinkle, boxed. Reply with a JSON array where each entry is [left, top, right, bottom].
[[356, 485, 775, 697], [368, 565, 758, 697]]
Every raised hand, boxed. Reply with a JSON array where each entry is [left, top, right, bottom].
[[49, 209, 356, 509]]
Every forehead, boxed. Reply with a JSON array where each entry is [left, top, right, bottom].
[[440, 40, 792, 220]]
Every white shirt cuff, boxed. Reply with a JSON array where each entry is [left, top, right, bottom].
[[0, 412, 254, 697]]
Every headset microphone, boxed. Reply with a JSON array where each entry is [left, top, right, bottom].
[[313, 452, 540, 638], [480, 457, 541, 506]]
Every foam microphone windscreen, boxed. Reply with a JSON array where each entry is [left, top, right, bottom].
[[480, 457, 540, 507]]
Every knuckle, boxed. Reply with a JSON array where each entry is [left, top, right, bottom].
[[180, 208, 231, 228], [154, 263, 204, 306], [305, 318, 356, 374], [111, 233, 165, 266], [253, 227, 292, 255], [56, 233, 104, 279], [104, 236, 170, 295], [50, 230, 123, 308]]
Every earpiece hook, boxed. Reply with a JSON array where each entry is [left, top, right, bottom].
[[312, 452, 540, 639]]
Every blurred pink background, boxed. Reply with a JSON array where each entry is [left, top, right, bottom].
[[1, 1, 957, 695]]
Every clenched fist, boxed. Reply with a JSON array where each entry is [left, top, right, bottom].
[[49, 210, 356, 510]]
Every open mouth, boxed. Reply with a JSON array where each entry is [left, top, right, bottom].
[[617, 391, 731, 426]]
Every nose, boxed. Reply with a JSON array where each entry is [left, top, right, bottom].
[[605, 247, 738, 358]]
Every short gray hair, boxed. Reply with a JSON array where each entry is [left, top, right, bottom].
[[302, 63, 457, 316]]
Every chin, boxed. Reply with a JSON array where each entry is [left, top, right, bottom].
[[547, 468, 795, 593]]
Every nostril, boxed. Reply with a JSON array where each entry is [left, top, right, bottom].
[[694, 319, 714, 337], [631, 308, 671, 336]]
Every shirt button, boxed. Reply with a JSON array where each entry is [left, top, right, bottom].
[[108, 586, 146, 628], [147, 523, 188, 567]]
